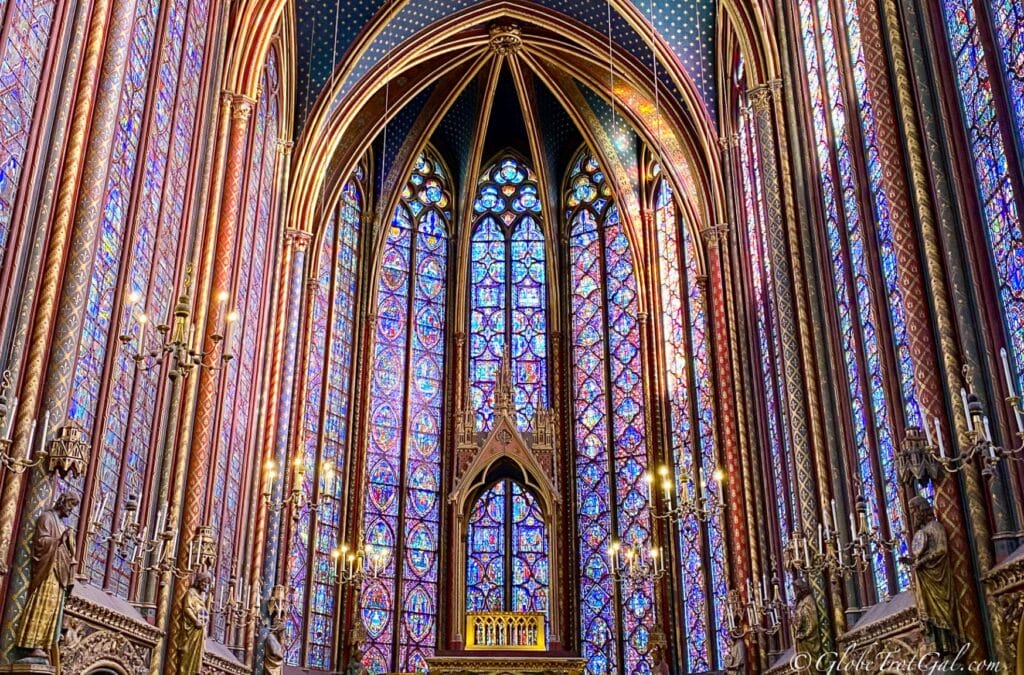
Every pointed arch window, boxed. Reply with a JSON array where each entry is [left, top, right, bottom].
[[566, 150, 654, 675], [796, 0, 918, 597], [650, 170, 729, 670], [284, 164, 364, 669], [466, 479, 549, 614], [0, 0, 63, 271], [939, 0, 1024, 393], [469, 155, 547, 432], [60, 0, 213, 600], [361, 150, 450, 674]]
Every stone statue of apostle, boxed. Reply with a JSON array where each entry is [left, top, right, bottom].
[[15, 492, 79, 663]]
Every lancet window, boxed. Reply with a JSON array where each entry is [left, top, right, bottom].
[[567, 150, 655, 675], [469, 155, 548, 432], [360, 149, 450, 673]]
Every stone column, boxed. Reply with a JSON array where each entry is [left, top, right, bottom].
[[253, 225, 308, 669], [748, 81, 832, 652], [162, 93, 255, 675]]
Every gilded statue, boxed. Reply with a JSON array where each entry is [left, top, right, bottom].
[[791, 577, 822, 665], [724, 635, 747, 674], [904, 495, 960, 655], [263, 627, 284, 675], [346, 651, 369, 675], [650, 644, 670, 675], [175, 571, 211, 675], [15, 492, 79, 663]]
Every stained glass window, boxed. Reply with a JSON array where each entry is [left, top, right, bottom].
[[285, 166, 363, 669], [361, 149, 450, 674], [798, 0, 912, 597], [470, 156, 547, 431], [651, 172, 728, 670], [466, 480, 549, 615], [567, 150, 655, 675], [63, 0, 212, 600], [0, 0, 61, 273], [940, 1, 1024, 408], [209, 46, 281, 641]]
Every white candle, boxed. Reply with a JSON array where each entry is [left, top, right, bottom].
[[935, 418, 947, 459], [137, 313, 148, 356], [961, 388, 974, 431], [803, 537, 810, 566], [983, 416, 993, 443], [35, 410, 49, 459], [155, 506, 166, 535], [1002, 348, 1017, 397], [698, 468, 706, 501], [830, 499, 839, 534], [25, 418, 36, 461], [817, 523, 824, 553], [4, 396, 16, 441], [849, 512, 857, 538], [923, 418, 934, 446]]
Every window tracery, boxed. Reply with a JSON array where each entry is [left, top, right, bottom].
[[361, 149, 450, 674], [469, 155, 548, 432], [567, 150, 654, 675]]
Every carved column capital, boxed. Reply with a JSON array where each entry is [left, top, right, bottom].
[[285, 228, 311, 252], [700, 223, 730, 245], [230, 95, 257, 121], [747, 82, 775, 111], [277, 140, 295, 156]]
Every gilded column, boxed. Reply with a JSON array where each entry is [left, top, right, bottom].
[[163, 93, 255, 674], [748, 82, 832, 651], [146, 90, 232, 675], [0, 0, 148, 655], [875, 0, 989, 652], [0, 0, 119, 582], [254, 224, 308, 668]]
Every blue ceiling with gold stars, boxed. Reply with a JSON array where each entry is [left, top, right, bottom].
[[294, 0, 717, 133]]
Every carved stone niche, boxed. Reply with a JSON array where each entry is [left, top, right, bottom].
[[58, 583, 159, 675], [447, 362, 563, 653]]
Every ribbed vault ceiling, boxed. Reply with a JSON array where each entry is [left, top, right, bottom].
[[294, 0, 717, 133]]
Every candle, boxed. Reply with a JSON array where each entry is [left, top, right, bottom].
[[961, 388, 974, 432], [187, 323, 196, 351], [983, 416, 993, 443], [188, 540, 195, 568], [34, 410, 49, 460], [803, 537, 810, 567], [224, 309, 239, 355], [849, 512, 857, 540], [838, 538, 846, 568], [155, 506, 166, 536], [817, 523, 824, 554], [643, 472, 653, 503], [126, 290, 140, 318], [698, 468, 706, 502], [137, 313, 148, 356], [831, 499, 839, 536], [4, 396, 16, 441], [215, 291, 228, 330], [1002, 348, 1017, 397], [935, 418, 947, 459], [923, 418, 934, 447]]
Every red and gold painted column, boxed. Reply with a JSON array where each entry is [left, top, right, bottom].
[[701, 224, 750, 595], [161, 93, 255, 674]]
